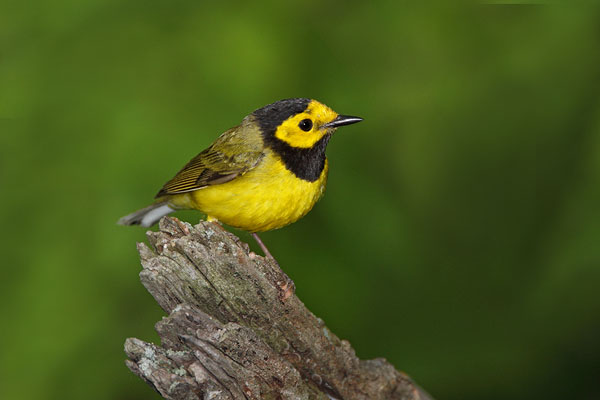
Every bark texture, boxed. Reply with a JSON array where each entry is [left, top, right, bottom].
[[125, 217, 432, 400]]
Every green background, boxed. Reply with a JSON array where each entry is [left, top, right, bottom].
[[2, 2, 599, 399]]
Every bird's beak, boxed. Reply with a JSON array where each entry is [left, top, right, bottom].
[[323, 115, 363, 129]]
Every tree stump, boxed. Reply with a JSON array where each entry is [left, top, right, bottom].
[[124, 217, 433, 400]]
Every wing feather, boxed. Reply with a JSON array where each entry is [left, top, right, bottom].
[[155, 120, 264, 197]]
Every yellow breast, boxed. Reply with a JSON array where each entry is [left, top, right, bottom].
[[169, 150, 328, 232]]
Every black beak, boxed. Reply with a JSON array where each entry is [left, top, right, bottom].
[[323, 115, 363, 129]]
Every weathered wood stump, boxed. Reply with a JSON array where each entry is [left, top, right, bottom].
[[125, 217, 432, 400]]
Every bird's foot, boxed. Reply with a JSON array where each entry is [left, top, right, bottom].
[[251, 232, 295, 301], [206, 217, 227, 232], [277, 276, 296, 301]]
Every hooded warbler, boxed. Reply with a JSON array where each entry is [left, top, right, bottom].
[[118, 98, 362, 256]]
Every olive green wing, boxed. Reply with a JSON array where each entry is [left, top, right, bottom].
[[155, 120, 264, 197]]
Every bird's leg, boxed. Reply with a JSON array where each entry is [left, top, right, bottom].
[[206, 215, 222, 227], [251, 232, 277, 262], [251, 232, 295, 300]]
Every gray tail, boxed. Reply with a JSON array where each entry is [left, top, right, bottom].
[[117, 202, 175, 227]]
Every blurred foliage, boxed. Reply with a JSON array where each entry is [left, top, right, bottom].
[[1, 2, 600, 399]]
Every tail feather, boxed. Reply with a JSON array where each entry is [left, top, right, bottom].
[[117, 202, 175, 227]]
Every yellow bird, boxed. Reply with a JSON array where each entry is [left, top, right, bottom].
[[118, 98, 362, 258]]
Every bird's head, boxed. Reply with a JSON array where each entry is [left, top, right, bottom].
[[252, 98, 362, 149]]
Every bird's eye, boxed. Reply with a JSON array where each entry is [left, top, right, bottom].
[[298, 119, 313, 132]]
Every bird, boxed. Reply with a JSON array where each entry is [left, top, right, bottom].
[[118, 98, 362, 261]]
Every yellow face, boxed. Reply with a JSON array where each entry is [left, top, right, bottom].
[[273, 100, 339, 148]]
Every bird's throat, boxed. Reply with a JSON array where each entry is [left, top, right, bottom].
[[265, 134, 330, 182]]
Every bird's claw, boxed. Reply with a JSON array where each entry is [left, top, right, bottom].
[[277, 278, 295, 301]]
